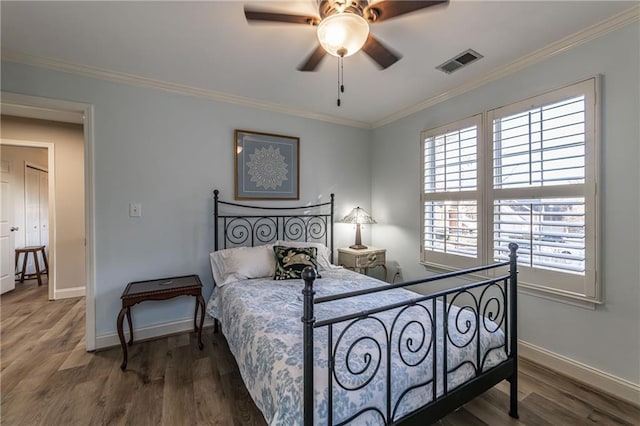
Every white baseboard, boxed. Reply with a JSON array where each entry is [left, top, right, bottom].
[[95, 316, 215, 350], [54, 286, 85, 299], [519, 340, 640, 406]]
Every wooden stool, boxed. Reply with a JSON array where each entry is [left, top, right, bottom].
[[15, 246, 49, 286]]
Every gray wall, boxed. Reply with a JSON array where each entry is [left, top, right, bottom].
[[1, 62, 373, 338], [371, 24, 640, 384]]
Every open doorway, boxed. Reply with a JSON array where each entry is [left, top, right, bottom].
[[1, 117, 86, 301], [0, 93, 96, 351], [1, 141, 59, 299], [1, 145, 50, 295]]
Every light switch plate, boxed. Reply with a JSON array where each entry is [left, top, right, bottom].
[[129, 203, 142, 217]]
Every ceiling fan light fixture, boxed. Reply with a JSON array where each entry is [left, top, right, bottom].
[[317, 13, 369, 57]]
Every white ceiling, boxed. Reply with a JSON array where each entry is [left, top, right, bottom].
[[1, 1, 636, 126]]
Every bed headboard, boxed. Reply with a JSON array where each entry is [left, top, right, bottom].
[[213, 189, 335, 262]]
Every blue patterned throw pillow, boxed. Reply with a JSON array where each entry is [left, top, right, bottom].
[[273, 246, 319, 280]]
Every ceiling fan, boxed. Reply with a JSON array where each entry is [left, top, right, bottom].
[[245, 0, 449, 72]]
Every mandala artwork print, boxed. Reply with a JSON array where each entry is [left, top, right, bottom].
[[235, 130, 299, 199], [246, 145, 289, 190]]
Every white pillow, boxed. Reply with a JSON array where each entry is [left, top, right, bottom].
[[210, 244, 276, 287], [275, 240, 334, 270]]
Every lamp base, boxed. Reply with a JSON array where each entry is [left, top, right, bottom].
[[349, 244, 368, 250]]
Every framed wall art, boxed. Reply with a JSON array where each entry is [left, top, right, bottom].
[[235, 129, 300, 200]]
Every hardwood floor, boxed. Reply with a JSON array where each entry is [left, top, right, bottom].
[[2, 280, 638, 425]]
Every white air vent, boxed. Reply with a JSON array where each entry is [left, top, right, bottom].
[[436, 49, 483, 74]]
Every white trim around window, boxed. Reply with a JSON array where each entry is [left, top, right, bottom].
[[421, 77, 601, 307]]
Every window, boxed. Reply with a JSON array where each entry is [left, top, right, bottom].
[[422, 115, 482, 270], [421, 78, 600, 305]]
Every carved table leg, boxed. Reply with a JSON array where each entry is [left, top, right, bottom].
[[197, 294, 205, 350], [126, 306, 133, 346], [117, 307, 128, 370], [194, 296, 199, 331]]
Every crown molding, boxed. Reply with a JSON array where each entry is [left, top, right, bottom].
[[372, 4, 640, 128], [1, 49, 371, 130]]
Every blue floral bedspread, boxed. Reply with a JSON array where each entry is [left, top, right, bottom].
[[206, 268, 506, 425]]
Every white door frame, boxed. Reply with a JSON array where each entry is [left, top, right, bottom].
[[1, 140, 56, 300], [1, 92, 96, 351]]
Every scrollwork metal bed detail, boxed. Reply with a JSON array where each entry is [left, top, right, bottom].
[[212, 190, 519, 425], [214, 189, 334, 257], [302, 256, 519, 425]]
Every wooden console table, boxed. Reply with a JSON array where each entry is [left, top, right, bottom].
[[117, 274, 205, 370]]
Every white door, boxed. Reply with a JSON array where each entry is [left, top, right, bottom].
[[24, 166, 48, 274], [1, 160, 16, 294]]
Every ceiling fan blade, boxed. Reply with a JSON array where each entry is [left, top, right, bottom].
[[298, 45, 327, 71], [365, 1, 448, 23], [361, 34, 401, 69], [244, 9, 320, 25]]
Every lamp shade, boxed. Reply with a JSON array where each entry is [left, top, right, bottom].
[[340, 207, 376, 225], [317, 13, 370, 57]]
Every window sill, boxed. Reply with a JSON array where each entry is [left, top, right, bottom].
[[419, 261, 602, 310], [518, 281, 602, 310]]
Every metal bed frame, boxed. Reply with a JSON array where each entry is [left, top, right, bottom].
[[213, 190, 519, 425]]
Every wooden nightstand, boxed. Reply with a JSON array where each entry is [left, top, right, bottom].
[[338, 247, 387, 280]]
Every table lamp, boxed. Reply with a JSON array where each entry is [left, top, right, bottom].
[[340, 206, 376, 249]]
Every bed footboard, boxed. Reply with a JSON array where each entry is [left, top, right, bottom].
[[302, 243, 519, 425]]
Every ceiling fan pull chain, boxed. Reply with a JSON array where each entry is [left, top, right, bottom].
[[340, 55, 345, 94], [337, 56, 342, 107]]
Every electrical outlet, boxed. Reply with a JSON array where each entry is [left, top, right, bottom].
[[393, 266, 403, 284], [129, 203, 142, 217]]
